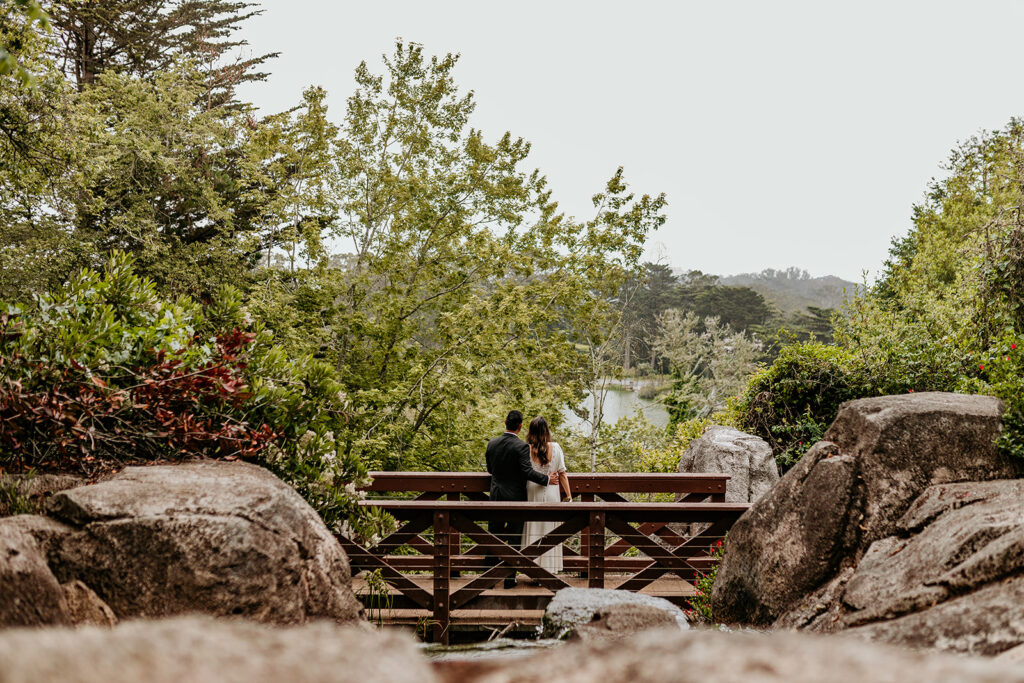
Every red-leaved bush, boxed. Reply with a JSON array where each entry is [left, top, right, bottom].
[[0, 255, 384, 539]]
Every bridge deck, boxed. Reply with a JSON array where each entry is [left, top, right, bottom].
[[353, 574, 697, 636]]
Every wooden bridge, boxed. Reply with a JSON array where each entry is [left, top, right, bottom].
[[337, 472, 748, 643]]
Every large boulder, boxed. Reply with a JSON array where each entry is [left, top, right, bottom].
[[442, 629, 1024, 683], [713, 392, 1017, 625], [36, 461, 362, 624], [540, 588, 687, 638], [0, 616, 434, 683], [0, 519, 69, 627], [677, 426, 778, 504], [778, 480, 1024, 655]]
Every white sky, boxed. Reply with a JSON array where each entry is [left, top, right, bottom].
[[235, 0, 1024, 282]]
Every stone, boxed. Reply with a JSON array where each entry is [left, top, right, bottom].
[[0, 518, 68, 628], [568, 603, 678, 642], [455, 629, 1024, 683], [0, 616, 434, 683], [42, 461, 361, 624], [540, 588, 687, 639], [677, 426, 778, 504], [781, 480, 1024, 655], [61, 580, 117, 627], [713, 392, 1016, 625], [998, 644, 1024, 663]]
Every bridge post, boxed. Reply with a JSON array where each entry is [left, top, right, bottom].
[[587, 510, 605, 588], [433, 511, 451, 644], [580, 492, 594, 578], [447, 493, 460, 577]]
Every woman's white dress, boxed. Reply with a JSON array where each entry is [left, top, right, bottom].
[[522, 442, 567, 574]]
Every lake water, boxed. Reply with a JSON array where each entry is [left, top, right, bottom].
[[560, 384, 670, 431]]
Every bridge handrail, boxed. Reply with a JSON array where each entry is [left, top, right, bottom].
[[363, 471, 729, 495], [361, 498, 748, 522]]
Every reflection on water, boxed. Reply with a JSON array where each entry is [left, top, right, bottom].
[[560, 384, 669, 430]]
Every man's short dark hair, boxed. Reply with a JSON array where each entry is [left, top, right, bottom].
[[505, 410, 523, 432]]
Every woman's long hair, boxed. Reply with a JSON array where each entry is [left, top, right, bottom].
[[527, 416, 552, 466]]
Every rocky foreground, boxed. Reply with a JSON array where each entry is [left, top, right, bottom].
[[0, 617, 1022, 683]]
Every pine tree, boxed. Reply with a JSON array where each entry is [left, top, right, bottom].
[[47, 0, 276, 106]]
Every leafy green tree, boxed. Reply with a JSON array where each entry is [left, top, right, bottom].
[[655, 310, 761, 420], [0, 0, 48, 85], [252, 43, 666, 473]]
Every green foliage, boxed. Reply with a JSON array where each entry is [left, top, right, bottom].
[[0, 26, 674, 530], [0, 254, 383, 538], [637, 417, 710, 473], [685, 539, 725, 624], [0, 0, 49, 85], [565, 414, 670, 473], [359, 568, 393, 627], [734, 118, 1024, 470], [656, 311, 761, 421], [253, 42, 667, 475], [0, 471, 35, 516], [734, 342, 863, 469]]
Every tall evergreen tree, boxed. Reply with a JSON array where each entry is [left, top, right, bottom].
[[47, 0, 275, 105]]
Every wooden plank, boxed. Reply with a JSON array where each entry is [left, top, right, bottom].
[[447, 493, 460, 563], [449, 516, 587, 608], [362, 500, 750, 524], [370, 515, 433, 555], [433, 511, 451, 644], [372, 555, 710, 573], [615, 519, 733, 592], [604, 522, 686, 557], [404, 534, 434, 556], [362, 472, 730, 495], [448, 515, 572, 593], [604, 515, 702, 582], [335, 535, 433, 610], [588, 511, 605, 588]]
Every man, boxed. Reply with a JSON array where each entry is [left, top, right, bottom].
[[485, 410, 558, 589]]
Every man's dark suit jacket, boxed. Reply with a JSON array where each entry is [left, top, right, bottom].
[[485, 432, 549, 501]]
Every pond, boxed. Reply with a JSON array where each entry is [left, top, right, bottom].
[[560, 382, 670, 431]]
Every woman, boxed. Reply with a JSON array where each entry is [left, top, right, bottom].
[[522, 416, 571, 575]]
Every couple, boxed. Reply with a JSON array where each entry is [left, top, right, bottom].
[[485, 410, 572, 588]]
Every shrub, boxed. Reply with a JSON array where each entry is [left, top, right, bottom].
[[0, 254, 385, 538], [685, 539, 725, 624], [734, 342, 864, 470]]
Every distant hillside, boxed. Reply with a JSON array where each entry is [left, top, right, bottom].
[[718, 268, 856, 315]]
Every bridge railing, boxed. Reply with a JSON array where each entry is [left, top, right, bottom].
[[338, 472, 746, 643]]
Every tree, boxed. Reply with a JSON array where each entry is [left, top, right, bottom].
[[46, 0, 276, 106], [619, 262, 679, 371], [0, 50, 332, 300], [252, 43, 666, 473], [655, 310, 761, 420], [0, 0, 48, 84]]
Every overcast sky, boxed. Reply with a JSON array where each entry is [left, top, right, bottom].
[[236, 1, 1024, 282]]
